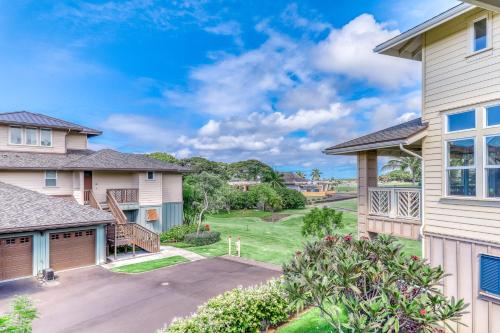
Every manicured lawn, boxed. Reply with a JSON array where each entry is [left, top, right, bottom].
[[276, 309, 333, 333], [111, 256, 189, 273], [328, 198, 358, 211]]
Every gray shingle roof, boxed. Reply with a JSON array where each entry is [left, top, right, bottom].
[[280, 172, 307, 184], [0, 182, 114, 234], [324, 118, 428, 155], [0, 111, 102, 136], [0, 149, 189, 172]]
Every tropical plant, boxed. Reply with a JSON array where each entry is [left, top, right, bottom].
[[147, 152, 180, 164], [296, 171, 306, 179], [283, 235, 467, 333], [382, 156, 422, 184], [301, 207, 343, 238], [276, 187, 307, 209], [262, 170, 285, 189], [0, 296, 37, 333], [311, 168, 322, 181]]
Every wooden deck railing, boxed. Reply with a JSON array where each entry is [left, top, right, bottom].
[[368, 187, 421, 220], [106, 191, 128, 225], [108, 188, 139, 203], [86, 190, 102, 210]]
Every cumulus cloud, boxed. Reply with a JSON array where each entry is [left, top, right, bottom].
[[313, 14, 420, 88], [198, 119, 220, 136]]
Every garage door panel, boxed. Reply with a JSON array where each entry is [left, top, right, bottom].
[[0, 236, 33, 281], [50, 230, 96, 271]]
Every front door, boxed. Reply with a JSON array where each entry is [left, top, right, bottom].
[[84, 171, 92, 191]]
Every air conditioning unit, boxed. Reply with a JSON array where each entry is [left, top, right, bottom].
[[43, 268, 55, 281]]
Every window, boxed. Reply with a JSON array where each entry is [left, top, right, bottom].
[[86, 230, 93, 236], [51, 234, 59, 240], [45, 170, 57, 187], [485, 136, 500, 198], [74, 231, 83, 237], [20, 237, 30, 243], [146, 171, 155, 181], [9, 127, 22, 145], [486, 105, 500, 127], [25, 128, 38, 145], [447, 138, 476, 196], [63, 233, 71, 239], [480, 254, 500, 296], [40, 128, 52, 147], [473, 18, 488, 52], [5, 238, 16, 245], [447, 110, 476, 132]]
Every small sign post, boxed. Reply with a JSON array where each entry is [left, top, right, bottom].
[[236, 237, 241, 257], [228, 235, 232, 256]]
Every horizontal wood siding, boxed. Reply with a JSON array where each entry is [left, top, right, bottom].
[[65, 133, 88, 150], [139, 172, 162, 206], [0, 125, 67, 153], [92, 172, 138, 203], [162, 173, 183, 203], [366, 216, 420, 240], [0, 170, 74, 196], [162, 202, 183, 232]]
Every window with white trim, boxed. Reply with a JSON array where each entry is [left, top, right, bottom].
[[486, 135, 500, 198], [146, 171, 155, 181], [473, 17, 488, 52], [9, 126, 22, 145], [40, 129, 52, 147], [486, 105, 500, 127], [446, 138, 476, 196], [45, 170, 57, 187], [25, 128, 38, 145], [447, 110, 475, 133]]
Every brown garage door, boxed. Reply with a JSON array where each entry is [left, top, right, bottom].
[[50, 230, 96, 271], [0, 236, 33, 281]]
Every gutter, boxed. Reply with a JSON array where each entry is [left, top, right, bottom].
[[399, 143, 425, 257]]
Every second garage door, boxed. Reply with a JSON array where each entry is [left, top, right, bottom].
[[50, 229, 96, 271], [0, 236, 33, 281]]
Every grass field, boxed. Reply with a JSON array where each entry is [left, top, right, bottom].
[[111, 256, 189, 273], [276, 309, 333, 333]]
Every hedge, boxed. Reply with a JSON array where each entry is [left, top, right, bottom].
[[160, 224, 197, 243], [184, 231, 221, 246], [163, 279, 289, 333]]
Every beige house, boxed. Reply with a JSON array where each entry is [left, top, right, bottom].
[[325, 1, 500, 332], [0, 111, 188, 282]]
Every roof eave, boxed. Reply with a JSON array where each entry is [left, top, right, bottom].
[[0, 219, 115, 235], [323, 139, 409, 155]]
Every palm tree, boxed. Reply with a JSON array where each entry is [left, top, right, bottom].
[[296, 171, 306, 179], [262, 170, 284, 189], [311, 168, 322, 181], [381, 157, 421, 184]]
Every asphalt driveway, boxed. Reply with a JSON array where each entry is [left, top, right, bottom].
[[0, 257, 281, 333]]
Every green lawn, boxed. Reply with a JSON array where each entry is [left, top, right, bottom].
[[328, 198, 358, 211], [111, 256, 189, 273], [276, 309, 333, 333]]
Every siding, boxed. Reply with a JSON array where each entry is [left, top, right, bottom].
[[138, 205, 162, 233], [92, 171, 138, 203], [162, 202, 183, 232], [65, 133, 88, 150], [162, 173, 183, 203], [0, 170, 74, 196], [0, 125, 67, 153], [139, 172, 162, 205]]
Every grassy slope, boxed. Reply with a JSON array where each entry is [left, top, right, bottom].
[[276, 309, 334, 333], [111, 256, 189, 273]]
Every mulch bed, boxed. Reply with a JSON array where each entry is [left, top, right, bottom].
[[262, 214, 292, 223]]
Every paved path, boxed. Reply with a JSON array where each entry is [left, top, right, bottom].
[[0, 257, 280, 333]]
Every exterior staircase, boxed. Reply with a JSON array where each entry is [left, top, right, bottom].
[[86, 190, 160, 256]]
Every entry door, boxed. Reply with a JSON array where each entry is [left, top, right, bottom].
[[0, 236, 33, 281], [84, 171, 92, 191]]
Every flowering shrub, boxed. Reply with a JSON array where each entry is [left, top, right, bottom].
[[204, 224, 210, 231], [163, 279, 289, 333], [283, 234, 467, 333]]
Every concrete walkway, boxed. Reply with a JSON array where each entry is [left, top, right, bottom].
[[103, 245, 205, 269]]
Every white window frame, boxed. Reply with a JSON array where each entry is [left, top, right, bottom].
[[483, 135, 500, 199], [25, 127, 38, 146], [445, 137, 477, 197], [8, 126, 23, 145], [469, 14, 492, 55], [44, 170, 58, 187], [484, 104, 500, 129], [445, 109, 476, 134], [40, 128, 53, 147], [146, 171, 156, 181]]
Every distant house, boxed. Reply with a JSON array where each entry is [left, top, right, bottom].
[[228, 179, 261, 191], [325, 1, 500, 331], [280, 172, 308, 191], [0, 111, 188, 282]]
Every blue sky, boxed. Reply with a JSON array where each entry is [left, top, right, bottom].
[[0, 0, 459, 178]]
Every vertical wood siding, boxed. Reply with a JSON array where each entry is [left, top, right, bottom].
[[162, 202, 183, 232]]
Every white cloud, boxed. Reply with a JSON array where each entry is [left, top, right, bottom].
[[299, 140, 331, 151], [313, 14, 420, 88], [198, 119, 220, 136], [281, 3, 331, 32], [179, 134, 283, 151]]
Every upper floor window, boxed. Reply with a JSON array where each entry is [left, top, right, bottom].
[[473, 17, 488, 52], [447, 110, 476, 132], [486, 105, 500, 127], [9, 126, 23, 145], [40, 129, 52, 147], [45, 170, 57, 187], [486, 136, 500, 198], [25, 128, 38, 145], [446, 138, 476, 196], [146, 171, 155, 181]]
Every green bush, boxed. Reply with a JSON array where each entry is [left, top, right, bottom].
[[160, 224, 197, 243], [247, 184, 283, 212], [228, 190, 249, 210], [301, 207, 343, 238], [164, 279, 289, 333], [184, 231, 221, 246], [0, 296, 37, 333], [276, 187, 307, 209], [283, 235, 467, 333]]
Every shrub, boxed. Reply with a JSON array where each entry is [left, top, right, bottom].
[[0, 296, 37, 333], [228, 189, 249, 210], [283, 235, 467, 333], [276, 187, 307, 209], [160, 224, 197, 243], [184, 231, 221, 246], [247, 184, 283, 212], [301, 207, 343, 238], [164, 279, 289, 333]]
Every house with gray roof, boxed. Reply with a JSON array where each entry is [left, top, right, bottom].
[[325, 1, 500, 331], [0, 111, 187, 282]]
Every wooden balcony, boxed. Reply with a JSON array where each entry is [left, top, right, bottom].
[[366, 187, 421, 240], [107, 188, 139, 204]]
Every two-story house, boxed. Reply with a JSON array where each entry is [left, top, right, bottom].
[[325, 1, 500, 332], [0, 111, 188, 282]]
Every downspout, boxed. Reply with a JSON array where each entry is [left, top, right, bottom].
[[399, 143, 425, 257]]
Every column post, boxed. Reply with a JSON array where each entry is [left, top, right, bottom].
[[357, 150, 378, 238]]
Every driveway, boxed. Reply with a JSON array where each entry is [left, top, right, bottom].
[[0, 257, 281, 333]]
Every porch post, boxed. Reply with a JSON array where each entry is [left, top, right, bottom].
[[357, 150, 377, 239]]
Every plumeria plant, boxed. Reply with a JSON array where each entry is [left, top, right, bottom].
[[283, 234, 468, 333]]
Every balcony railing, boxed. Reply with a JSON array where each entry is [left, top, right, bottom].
[[107, 188, 139, 204], [368, 187, 421, 220]]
